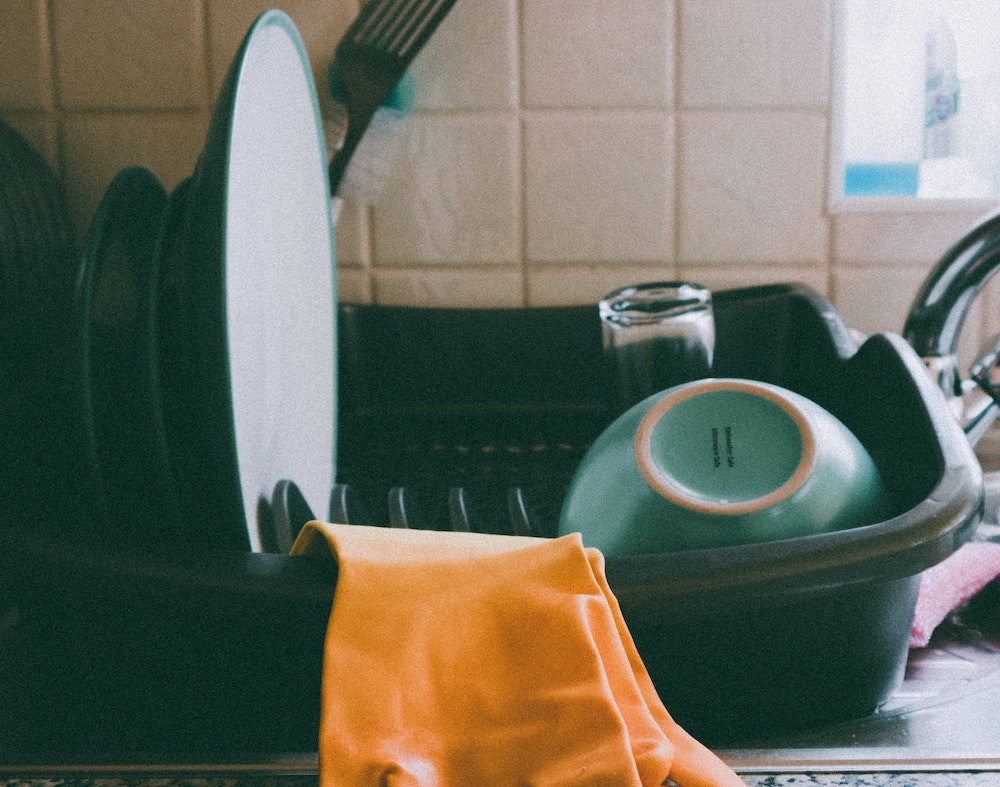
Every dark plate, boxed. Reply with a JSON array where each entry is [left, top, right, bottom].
[[72, 166, 174, 548], [0, 119, 75, 325], [0, 120, 76, 537]]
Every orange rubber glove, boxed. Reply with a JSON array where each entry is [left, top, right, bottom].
[[292, 522, 745, 787]]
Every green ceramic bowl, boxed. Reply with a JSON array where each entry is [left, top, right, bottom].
[[559, 378, 890, 555]]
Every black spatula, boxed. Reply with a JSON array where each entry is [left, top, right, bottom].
[[327, 0, 459, 195]]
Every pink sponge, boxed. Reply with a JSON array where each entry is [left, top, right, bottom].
[[910, 541, 1000, 647]]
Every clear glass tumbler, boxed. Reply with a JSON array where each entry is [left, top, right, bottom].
[[599, 281, 714, 412]]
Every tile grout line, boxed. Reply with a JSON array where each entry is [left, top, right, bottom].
[[198, 0, 213, 111], [43, 0, 66, 181], [672, 0, 682, 280], [516, 0, 529, 306], [822, 0, 837, 303]]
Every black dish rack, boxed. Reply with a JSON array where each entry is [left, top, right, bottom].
[[0, 283, 983, 760], [332, 300, 613, 539]]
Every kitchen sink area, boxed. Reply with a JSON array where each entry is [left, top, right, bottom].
[[725, 590, 1000, 775], [7, 3, 1000, 785], [2, 620, 999, 783], [725, 447, 1000, 779], [4, 284, 1000, 785], [3, 574, 999, 782], [2, 616, 1000, 784]]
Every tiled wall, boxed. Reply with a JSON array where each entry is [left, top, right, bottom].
[[3, 0, 999, 348]]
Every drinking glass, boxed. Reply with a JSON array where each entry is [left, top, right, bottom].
[[599, 281, 714, 412]]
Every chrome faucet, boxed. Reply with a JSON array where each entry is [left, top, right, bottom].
[[904, 205, 1000, 446]]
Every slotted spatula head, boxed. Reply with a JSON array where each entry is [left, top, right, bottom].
[[328, 0, 459, 195]]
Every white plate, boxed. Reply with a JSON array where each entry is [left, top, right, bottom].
[[170, 10, 336, 552]]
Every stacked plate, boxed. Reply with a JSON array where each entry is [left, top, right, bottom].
[[0, 119, 77, 546], [8, 10, 337, 554], [0, 120, 76, 324]]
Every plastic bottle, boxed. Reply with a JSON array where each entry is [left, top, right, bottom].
[[924, 15, 960, 159], [916, 13, 996, 197], [842, 3, 924, 196]]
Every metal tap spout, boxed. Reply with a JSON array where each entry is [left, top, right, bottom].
[[904, 206, 1000, 443]]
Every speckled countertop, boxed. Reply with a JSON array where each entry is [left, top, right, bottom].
[[4, 590, 998, 785], [4, 774, 1000, 786], [770, 779, 999, 786]]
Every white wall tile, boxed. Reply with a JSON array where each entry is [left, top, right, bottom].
[[53, 0, 207, 110], [981, 278, 1000, 351], [831, 265, 929, 336], [409, 0, 517, 110], [373, 268, 523, 307], [833, 211, 987, 266], [0, 0, 52, 109], [333, 200, 369, 267], [60, 114, 208, 242], [371, 114, 520, 265], [678, 110, 828, 265], [678, 265, 830, 298], [207, 0, 356, 116], [524, 111, 674, 263], [336, 266, 372, 304], [526, 264, 677, 307], [1, 115, 60, 176], [6, 0, 999, 334], [833, 263, 990, 369], [680, 0, 831, 109], [526, 264, 833, 308], [522, 0, 673, 108]]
